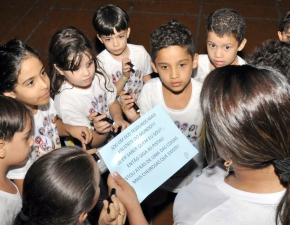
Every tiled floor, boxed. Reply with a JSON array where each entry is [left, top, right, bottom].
[[1, 0, 289, 224]]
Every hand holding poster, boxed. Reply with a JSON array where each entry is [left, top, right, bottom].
[[99, 104, 198, 202]]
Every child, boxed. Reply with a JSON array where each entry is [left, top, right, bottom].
[[121, 20, 204, 193], [49, 26, 129, 151], [278, 11, 290, 42], [0, 39, 92, 194], [0, 96, 34, 225], [92, 4, 153, 99], [174, 65, 290, 225], [193, 8, 247, 83], [13, 147, 126, 225], [248, 39, 290, 78]]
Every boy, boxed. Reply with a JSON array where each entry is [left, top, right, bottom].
[[278, 11, 290, 42], [193, 8, 247, 83], [0, 96, 34, 224], [248, 40, 290, 78], [121, 20, 204, 193], [92, 4, 152, 99]]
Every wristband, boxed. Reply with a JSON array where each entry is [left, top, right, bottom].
[[120, 75, 128, 82]]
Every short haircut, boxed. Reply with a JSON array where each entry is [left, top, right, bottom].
[[205, 8, 246, 45], [14, 147, 98, 224], [0, 96, 34, 141], [0, 39, 40, 94], [92, 4, 129, 36], [248, 39, 290, 79], [279, 11, 290, 32], [150, 20, 196, 62]]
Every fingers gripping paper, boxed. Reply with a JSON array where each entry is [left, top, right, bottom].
[[99, 104, 198, 202]]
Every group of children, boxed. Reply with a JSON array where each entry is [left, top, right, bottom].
[[1, 3, 290, 225]]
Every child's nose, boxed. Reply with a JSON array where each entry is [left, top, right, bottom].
[[170, 68, 180, 79], [40, 76, 49, 89], [214, 48, 223, 58], [113, 39, 119, 47]]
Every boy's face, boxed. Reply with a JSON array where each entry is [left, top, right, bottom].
[[278, 28, 290, 42], [2, 116, 33, 166], [151, 46, 198, 94], [97, 28, 130, 57], [206, 31, 246, 69]]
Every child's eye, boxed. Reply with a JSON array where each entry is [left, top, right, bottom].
[[105, 38, 110, 42], [119, 35, 124, 39], [25, 135, 31, 141], [161, 65, 168, 69], [41, 70, 47, 76], [27, 80, 34, 86], [225, 46, 231, 50], [87, 61, 94, 67], [180, 63, 186, 67]]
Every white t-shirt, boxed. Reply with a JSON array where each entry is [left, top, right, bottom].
[[137, 78, 204, 192], [173, 161, 285, 225], [97, 43, 153, 100], [6, 99, 60, 179], [0, 182, 21, 225], [54, 74, 116, 129], [192, 54, 247, 83]]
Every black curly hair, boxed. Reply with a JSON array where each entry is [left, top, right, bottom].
[[205, 8, 246, 45], [248, 39, 290, 79], [279, 11, 290, 32], [150, 20, 196, 62]]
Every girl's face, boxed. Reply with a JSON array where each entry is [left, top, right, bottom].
[[57, 52, 95, 89], [4, 116, 33, 166], [5, 56, 50, 114]]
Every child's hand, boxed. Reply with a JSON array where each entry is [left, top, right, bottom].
[[107, 172, 148, 225], [120, 91, 140, 123], [112, 116, 130, 133], [67, 125, 93, 145], [89, 111, 112, 134], [98, 195, 127, 225], [121, 58, 132, 79]]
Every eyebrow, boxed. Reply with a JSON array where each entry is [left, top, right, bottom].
[[21, 66, 44, 85], [157, 59, 189, 64]]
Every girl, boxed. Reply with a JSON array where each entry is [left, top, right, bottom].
[[13, 146, 126, 225], [49, 26, 129, 149], [0, 96, 34, 225], [174, 65, 290, 224], [0, 39, 92, 194]]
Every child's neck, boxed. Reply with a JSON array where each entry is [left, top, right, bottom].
[[0, 165, 18, 194], [110, 45, 130, 61], [162, 80, 192, 110]]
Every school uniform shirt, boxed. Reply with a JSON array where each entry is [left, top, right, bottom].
[[54, 74, 116, 129], [97, 43, 153, 100], [0, 182, 21, 225], [173, 161, 285, 225], [6, 98, 61, 179], [137, 78, 204, 193], [192, 54, 246, 83]]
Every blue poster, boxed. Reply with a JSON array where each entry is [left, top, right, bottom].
[[99, 104, 198, 202]]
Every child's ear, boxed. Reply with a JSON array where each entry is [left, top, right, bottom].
[[78, 212, 88, 223], [0, 141, 6, 159], [237, 38, 247, 51], [97, 34, 103, 44], [126, 27, 131, 39], [150, 60, 158, 73], [278, 31, 283, 41], [53, 64, 65, 76], [192, 53, 199, 69], [3, 92, 16, 99]]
